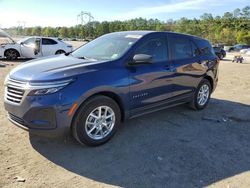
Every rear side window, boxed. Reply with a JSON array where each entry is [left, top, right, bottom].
[[169, 36, 193, 60], [191, 41, 200, 57], [135, 36, 168, 62], [42, 38, 57, 45], [193, 38, 214, 56]]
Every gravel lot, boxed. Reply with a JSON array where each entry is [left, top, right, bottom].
[[0, 53, 250, 188]]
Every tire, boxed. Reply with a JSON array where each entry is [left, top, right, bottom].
[[55, 50, 66, 55], [219, 54, 224, 60], [189, 79, 212, 110], [72, 95, 121, 146], [4, 49, 20, 60]]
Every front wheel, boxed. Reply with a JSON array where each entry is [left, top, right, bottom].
[[5, 49, 19, 60], [72, 96, 121, 146], [189, 79, 211, 110]]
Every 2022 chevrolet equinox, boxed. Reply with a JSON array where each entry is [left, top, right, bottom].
[[4, 31, 219, 146]]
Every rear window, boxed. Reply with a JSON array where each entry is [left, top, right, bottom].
[[42, 38, 57, 45]]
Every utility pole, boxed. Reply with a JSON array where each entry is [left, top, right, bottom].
[[77, 11, 94, 25], [17, 21, 26, 28], [17, 21, 26, 36]]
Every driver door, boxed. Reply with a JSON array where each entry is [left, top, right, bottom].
[[128, 33, 175, 113], [20, 37, 42, 58]]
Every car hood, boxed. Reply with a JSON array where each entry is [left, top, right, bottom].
[[0, 29, 15, 43], [9, 55, 104, 82]]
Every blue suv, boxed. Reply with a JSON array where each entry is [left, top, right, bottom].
[[4, 31, 219, 146]]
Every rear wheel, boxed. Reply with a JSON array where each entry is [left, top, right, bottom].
[[189, 79, 211, 110], [5, 49, 19, 60], [72, 96, 121, 146], [55, 50, 65, 55]]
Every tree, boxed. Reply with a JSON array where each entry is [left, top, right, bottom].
[[68, 27, 76, 38], [31, 26, 42, 36], [220, 28, 237, 45], [242, 6, 250, 18], [59, 27, 68, 38], [42, 27, 56, 37], [155, 23, 165, 31], [4, 6, 250, 45]]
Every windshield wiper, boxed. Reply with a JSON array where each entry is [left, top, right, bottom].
[[64, 52, 72, 56]]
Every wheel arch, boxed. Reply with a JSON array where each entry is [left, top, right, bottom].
[[70, 90, 127, 131], [203, 75, 213, 91], [91, 91, 126, 121], [55, 49, 66, 54]]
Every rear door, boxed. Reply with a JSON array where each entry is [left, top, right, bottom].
[[41, 38, 58, 56], [128, 33, 175, 112], [168, 34, 205, 97]]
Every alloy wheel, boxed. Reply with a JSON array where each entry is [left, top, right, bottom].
[[85, 106, 115, 140], [197, 84, 210, 106]]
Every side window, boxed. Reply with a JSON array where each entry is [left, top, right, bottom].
[[135, 36, 168, 62], [169, 36, 193, 60], [191, 41, 200, 57], [42, 38, 57, 45]]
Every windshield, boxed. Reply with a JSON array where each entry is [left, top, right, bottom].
[[71, 33, 142, 61]]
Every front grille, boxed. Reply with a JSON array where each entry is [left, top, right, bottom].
[[5, 79, 26, 104], [6, 86, 25, 103]]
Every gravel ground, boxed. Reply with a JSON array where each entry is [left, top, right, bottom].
[[0, 53, 250, 188]]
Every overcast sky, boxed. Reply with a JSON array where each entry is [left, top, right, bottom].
[[0, 0, 249, 28]]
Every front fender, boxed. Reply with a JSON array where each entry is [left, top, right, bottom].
[[69, 85, 130, 125]]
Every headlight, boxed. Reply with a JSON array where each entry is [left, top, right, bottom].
[[28, 78, 74, 96], [28, 86, 65, 95]]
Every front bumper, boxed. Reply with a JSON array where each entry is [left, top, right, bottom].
[[3, 77, 79, 137], [0, 47, 4, 58], [4, 95, 73, 137]]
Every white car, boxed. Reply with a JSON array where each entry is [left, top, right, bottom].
[[240, 48, 250, 54], [246, 49, 250, 56], [0, 29, 73, 60]]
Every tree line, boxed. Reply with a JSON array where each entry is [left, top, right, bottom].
[[3, 6, 250, 45]]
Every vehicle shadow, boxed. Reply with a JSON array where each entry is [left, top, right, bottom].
[[29, 98, 250, 187], [0, 58, 32, 62], [0, 58, 31, 67], [221, 58, 232, 62]]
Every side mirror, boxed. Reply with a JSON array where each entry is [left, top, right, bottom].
[[131, 54, 153, 65], [20, 42, 24, 46]]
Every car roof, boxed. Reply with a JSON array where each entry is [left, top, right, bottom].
[[22, 36, 62, 41], [106, 31, 205, 41]]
